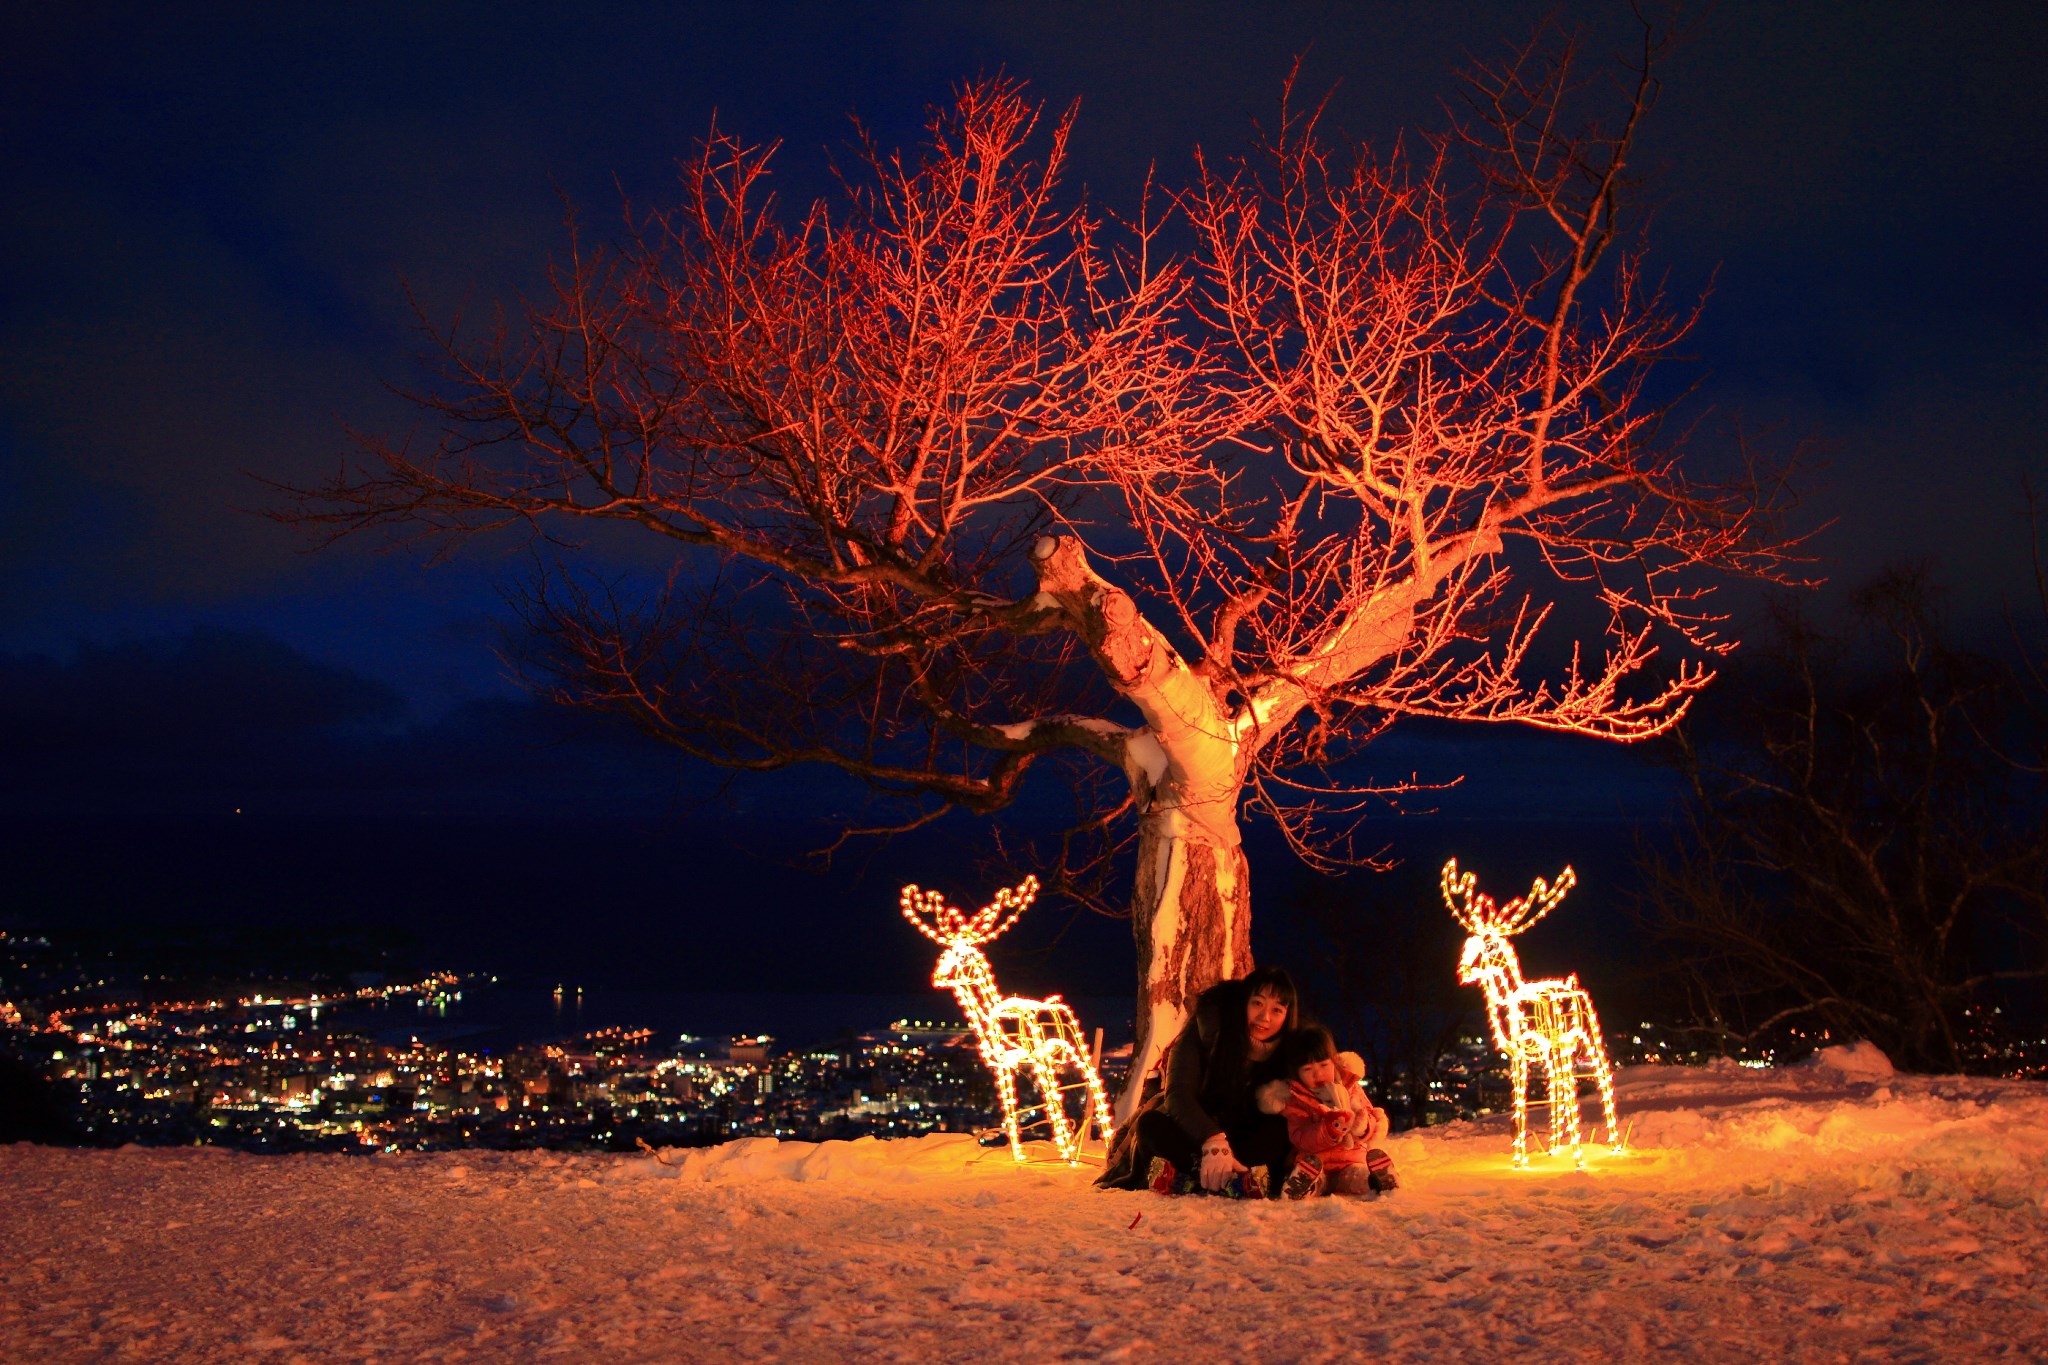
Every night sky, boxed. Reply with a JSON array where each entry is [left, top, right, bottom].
[[2, 4, 2043, 1014]]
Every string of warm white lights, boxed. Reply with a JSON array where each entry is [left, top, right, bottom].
[[900, 875, 1114, 1165], [1443, 858, 1623, 1168]]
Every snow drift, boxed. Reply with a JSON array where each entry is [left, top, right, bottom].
[[4, 1061, 2045, 1362]]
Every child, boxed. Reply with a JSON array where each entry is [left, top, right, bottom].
[[1257, 1024, 1400, 1197]]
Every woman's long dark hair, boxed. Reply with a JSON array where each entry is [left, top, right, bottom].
[[1200, 966, 1302, 1103], [1241, 965, 1300, 1022]]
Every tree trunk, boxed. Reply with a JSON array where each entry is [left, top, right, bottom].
[[1111, 715, 1254, 1121], [1122, 815, 1251, 1123], [1029, 535, 1256, 1120]]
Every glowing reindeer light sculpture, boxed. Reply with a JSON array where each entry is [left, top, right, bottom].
[[900, 876, 1115, 1165], [1443, 859, 1622, 1168]]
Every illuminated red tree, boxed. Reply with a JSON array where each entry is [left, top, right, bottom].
[[292, 36, 1791, 1110]]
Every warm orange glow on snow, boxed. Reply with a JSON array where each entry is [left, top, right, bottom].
[[900, 875, 1114, 1165], [1444, 859, 1622, 1168]]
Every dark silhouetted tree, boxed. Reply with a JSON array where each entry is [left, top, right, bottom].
[[1640, 570, 2048, 1072]]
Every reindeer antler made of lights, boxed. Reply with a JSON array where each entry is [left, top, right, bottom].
[[901, 875, 1038, 951]]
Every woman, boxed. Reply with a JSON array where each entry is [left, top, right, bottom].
[[1097, 965, 1301, 1195]]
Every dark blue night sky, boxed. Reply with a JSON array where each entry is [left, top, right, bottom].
[[2, 4, 2043, 1017]]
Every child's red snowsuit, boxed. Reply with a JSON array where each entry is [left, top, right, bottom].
[[1254, 1051, 1386, 1175]]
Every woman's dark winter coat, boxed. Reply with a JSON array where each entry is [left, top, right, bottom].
[[1095, 980, 1295, 1190]]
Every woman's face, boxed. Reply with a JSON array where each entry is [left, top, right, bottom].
[[1245, 987, 1288, 1045]]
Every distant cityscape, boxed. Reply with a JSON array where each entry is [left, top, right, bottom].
[[0, 928, 1038, 1152], [3, 926, 2038, 1156]]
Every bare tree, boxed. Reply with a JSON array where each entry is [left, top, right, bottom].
[[1640, 570, 2048, 1073], [286, 28, 1792, 1113]]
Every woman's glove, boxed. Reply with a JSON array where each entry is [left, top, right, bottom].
[[1356, 1104, 1388, 1148], [1198, 1136, 1247, 1191]]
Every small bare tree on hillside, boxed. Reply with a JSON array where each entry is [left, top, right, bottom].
[[1641, 571, 2048, 1073]]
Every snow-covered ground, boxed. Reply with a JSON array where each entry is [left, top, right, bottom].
[[5, 1052, 2046, 1363]]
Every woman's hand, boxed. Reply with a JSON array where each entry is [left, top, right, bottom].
[[1198, 1136, 1247, 1191]]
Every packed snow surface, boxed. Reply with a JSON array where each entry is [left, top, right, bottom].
[[5, 1062, 2046, 1362]]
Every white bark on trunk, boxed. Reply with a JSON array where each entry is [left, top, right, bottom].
[[1121, 813, 1252, 1123], [1018, 529, 1507, 1119], [1029, 535, 1254, 1121]]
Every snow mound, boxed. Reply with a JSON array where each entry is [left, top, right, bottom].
[[601, 1051, 2012, 1195], [4, 1062, 2046, 1363], [1797, 1039, 1897, 1081]]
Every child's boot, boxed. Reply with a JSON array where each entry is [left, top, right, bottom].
[[1280, 1153, 1326, 1200]]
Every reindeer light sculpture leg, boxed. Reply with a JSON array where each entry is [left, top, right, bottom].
[[1444, 859, 1624, 1169], [1579, 988, 1623, 1155], [901, 876, 1115, 1166], [1508, 1042, 1536, 1169]]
